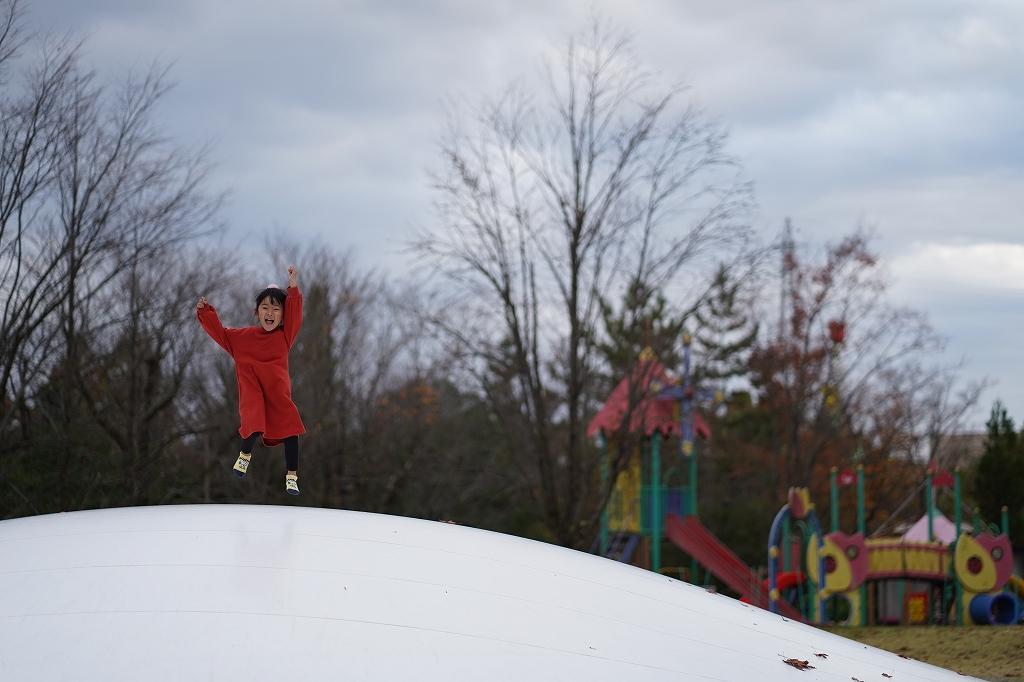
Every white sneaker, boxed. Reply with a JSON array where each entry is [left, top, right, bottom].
[[233, 452, 251, 477], [285, 473, 299, 496]]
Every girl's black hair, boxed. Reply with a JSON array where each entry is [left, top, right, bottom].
[[255, 286, 287, 310]]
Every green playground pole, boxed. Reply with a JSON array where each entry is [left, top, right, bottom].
[[599, 433, 609, 557], [856, 464, 866, 626], [926, 472, 934, 542], [684, 432, 700, 581], [651, 431, 662, 574], [830, 467, 839, 533], [954, 471, 962, 625], [1001, 505, 1009, 537]]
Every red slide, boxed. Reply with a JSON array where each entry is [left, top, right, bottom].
[[665, 514, 803, 621]]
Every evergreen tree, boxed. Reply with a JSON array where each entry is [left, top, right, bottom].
[[693, 264, 758, 385], [597, 277, 687, 379], [973, 401, 1024, 533]]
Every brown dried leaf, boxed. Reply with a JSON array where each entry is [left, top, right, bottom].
[[783, 658, 815, 671]]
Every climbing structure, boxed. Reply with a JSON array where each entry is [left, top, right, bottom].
[[768, 470, 1021, 626], [588, 343, 786, 619]]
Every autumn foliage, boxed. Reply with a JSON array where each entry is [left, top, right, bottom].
[[697, 233, 976, 564]]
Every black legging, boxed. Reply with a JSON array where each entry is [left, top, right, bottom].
[[240, 432, 299, 471]]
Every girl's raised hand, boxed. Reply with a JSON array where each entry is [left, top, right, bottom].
[[196, 296, 209, 311], [287, 265, 298, 288]]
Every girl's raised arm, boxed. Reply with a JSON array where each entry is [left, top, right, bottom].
[[284, 266, 302, 348], [196, 297, 235, 356]]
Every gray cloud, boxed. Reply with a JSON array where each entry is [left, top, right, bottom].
[[26, 0, 1024, 426]]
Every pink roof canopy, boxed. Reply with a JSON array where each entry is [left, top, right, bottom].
[[901, 512, 958, 544], [586, 359, 709, 440]]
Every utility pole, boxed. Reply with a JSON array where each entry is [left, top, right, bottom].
[[778, 218, 794, 343]]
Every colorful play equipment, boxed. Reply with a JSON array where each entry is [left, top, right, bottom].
[[587, 341, 808, 619], [588, 347, 694, 572], [767, 465, 1022, 626], [588, 343, 701, 570], [766, 487, 826, 623], [589, 344, 1021, 628]]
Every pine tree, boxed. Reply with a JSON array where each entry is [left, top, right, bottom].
[[596, 277, 686, 379], [693, 264, 759, 385], [973, 401, 1024, 531]]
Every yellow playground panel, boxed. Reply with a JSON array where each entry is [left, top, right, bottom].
[[608, 448, 642, 533], [866, 539, 948, 580]]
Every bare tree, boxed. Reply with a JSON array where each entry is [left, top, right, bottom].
[[68, 249, 228, 504], [417, 20, 752, 547], [0, 15, 80, 434], [752, 231, 985, 499], [49, 66, 218, 502], [0, 2, 221, 512]]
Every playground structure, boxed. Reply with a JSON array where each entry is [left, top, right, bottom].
[[587, 347, 697, 571], [590, 345, 1023, 628], [767, 468, 1022, 627], [587, 341, 806, 620]]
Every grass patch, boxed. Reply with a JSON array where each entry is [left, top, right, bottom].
[[824, 626, 1024, 680]]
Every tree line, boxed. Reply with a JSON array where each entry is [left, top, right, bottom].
[[1, 4, 1009, 565]]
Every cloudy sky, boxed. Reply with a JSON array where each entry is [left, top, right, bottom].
[[27, 0, 1024, 429]]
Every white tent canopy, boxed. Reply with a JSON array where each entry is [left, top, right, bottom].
[[0, 505, 977, 681]]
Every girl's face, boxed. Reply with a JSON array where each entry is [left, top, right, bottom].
[[256, 296, 283, 331]]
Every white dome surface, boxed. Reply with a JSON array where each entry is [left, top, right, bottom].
[[0, 504, 975, 681]]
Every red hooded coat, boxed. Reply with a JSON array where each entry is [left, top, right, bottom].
[[197, 286, 305, 445]]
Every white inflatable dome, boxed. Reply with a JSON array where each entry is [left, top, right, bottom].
[[0, 504, 975, 680]]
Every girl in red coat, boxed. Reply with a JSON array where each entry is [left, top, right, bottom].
[[196, 265, 306, 495]]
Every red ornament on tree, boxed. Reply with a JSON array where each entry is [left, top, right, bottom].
[[828, 320, 846, 344]]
